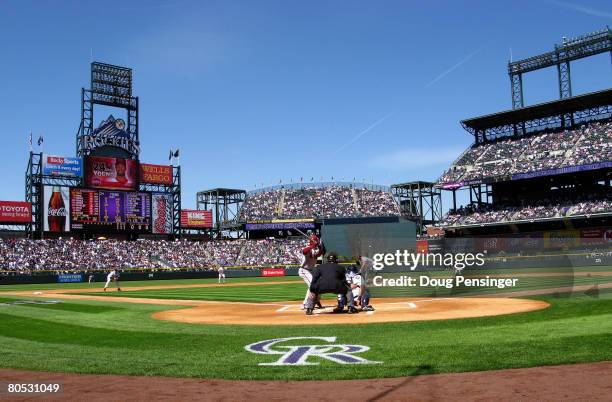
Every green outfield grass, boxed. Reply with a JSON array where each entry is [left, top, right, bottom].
[[368, 271, 612, 298], [0, 276, 300, 292], [0, 274, 611, 380], [81, 282, 337, 303]]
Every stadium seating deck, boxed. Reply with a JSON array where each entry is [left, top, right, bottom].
[[440, 192, 612, 227], [238, 185, 400, 221], [438, 120, 612, 185]]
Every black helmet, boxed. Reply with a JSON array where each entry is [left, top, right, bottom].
[[326, 253, 338, 263]]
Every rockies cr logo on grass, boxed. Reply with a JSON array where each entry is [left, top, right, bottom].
[[245, 337, 381, 366]]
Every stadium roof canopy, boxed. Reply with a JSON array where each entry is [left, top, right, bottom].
[[461, 88, 612, 144]]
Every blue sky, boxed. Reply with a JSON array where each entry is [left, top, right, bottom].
[[1, 0, 611, 209]]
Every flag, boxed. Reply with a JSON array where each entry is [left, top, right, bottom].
[[173, 149, 180, 158], [28, 131, 32, 151], [37, 136, 43, 146], [169, 149, 173, 161]]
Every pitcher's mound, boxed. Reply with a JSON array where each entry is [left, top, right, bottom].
[[153, 297, 549, 326]]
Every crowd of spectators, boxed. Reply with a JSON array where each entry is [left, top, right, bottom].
[[239, 185, 399, 220], [0, 238, 307, 273], [441, 192, 611, 227], [568, 195, 612, 216], [356, 188, 399, 216], [235, 238, 303, 266], [238, 191, 280, 220], [438, 120, 612, 184]]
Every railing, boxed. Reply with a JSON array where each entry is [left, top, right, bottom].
[[248, 181, 391, 194]]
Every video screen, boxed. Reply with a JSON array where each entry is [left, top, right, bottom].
[[85, 156, 137, 190], [70, 188, 151, 232]]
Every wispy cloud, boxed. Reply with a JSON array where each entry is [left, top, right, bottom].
[[545, 0, 612, 19], [425, 48, 482, 88], [368, 146, 465, 170], [335, 113, 393, 153]]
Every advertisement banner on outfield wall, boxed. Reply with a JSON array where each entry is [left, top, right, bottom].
[[85, 156, 137, 190], [140, 163, 173, 185], [57, 273, 83, 283], [475, 237, 507, 253], [416, 239, 428, 254], [506, 235, 543, 252], [0, 201, 31, 223], [543, 230, 580, 249], [581, 228, 612, 246], [261, 268, 285, 277], [42, 154, 83, 177], [44, 186, 70, 232], [443, 237, 474, 254], [152, 193, 173, 234], [180, 209, 213, 228]]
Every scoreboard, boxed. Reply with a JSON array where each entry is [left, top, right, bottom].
[[71, 188, 151, 232]]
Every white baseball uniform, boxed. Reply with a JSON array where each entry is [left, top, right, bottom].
[[218, 267, 226, 283], [298, 247, 320, 307], [351, 274, 363, 299], [104, 270, 117, 290]]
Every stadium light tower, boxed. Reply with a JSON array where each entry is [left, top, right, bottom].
[[508, 27, 612, 109], [76, 62, 139, 158]]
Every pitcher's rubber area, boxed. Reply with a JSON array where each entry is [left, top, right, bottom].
[[2, 362, 610, 401], [152, 297, 549, 325]]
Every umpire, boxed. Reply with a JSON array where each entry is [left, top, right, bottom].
[[305, 253, 358, 315]]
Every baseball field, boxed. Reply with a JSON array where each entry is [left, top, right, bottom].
[[1, 268, 611, 399]]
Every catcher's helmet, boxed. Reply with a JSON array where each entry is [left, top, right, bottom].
[[326, 253, 338, 263]]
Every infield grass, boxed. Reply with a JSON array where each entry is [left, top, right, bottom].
[[0, 273, 611, 380]]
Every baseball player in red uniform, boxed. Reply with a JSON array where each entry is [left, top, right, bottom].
[[298, 234, 325, 309]]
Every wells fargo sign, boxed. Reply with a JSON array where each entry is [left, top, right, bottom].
[[140, 164, 173, 185]]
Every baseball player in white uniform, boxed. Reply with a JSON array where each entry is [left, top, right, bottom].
[[218, 267, 226, 284], [298, 234, 325, 309], [103, 269, 121, 292], [338, 257, 374, 311]]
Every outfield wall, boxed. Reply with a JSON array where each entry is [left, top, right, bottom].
[[0, 267, 302, 285]]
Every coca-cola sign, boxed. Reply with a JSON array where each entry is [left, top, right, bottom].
[[152, 193, 173, 234], [0, 201, 31, 223], [44, 186, 70, 232]]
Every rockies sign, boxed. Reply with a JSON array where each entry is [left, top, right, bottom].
[[82, 116, 140, 157], [245, 337, 381, 366]]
